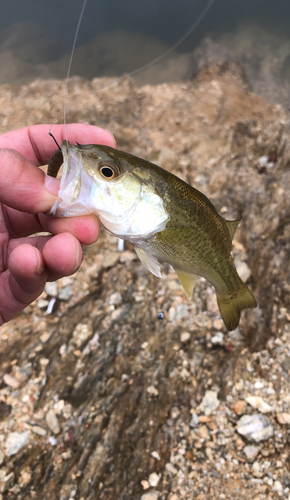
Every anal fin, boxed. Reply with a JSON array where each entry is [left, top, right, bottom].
[[174, 268, 197, 299], [135, 247, 162, 278]]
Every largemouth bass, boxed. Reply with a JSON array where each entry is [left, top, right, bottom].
[[47, 140, 256, 330]]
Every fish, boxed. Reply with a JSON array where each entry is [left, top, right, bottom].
[[47, 140, 256, 331]]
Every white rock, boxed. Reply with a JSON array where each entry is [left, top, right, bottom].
[[59, 285, 72, 302], [5, 431, 30, 456], [245, 396, 273, 413], [141, 492, 159, 500], [243, 444, 260, 462], [146, 386, 159, 397], [45, 282, 58, 297], [258, 156, 268, 167], [106, 292, 122, 306], [46, 409, 61, 435], [3, 373, 20, 389], [151, 451, 161, 460], [180, 331, 191, 343], [211, 332, 224, 346], [236, 261, 251, 282], [148, 472, 160, 487], [37, 299, 49, 309], [31, 425, 47, 437], [165, 462, 178, 475], [273, 480, 283, 494], [276, 412, 290, 425], [200, 390, 220, 416], [237, 414, 274, 442], [190, 413, 199, 428]]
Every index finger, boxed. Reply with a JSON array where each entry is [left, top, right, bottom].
[[0, 124, 116, 166]]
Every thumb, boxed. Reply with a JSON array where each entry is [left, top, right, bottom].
[[0, 148, 59, 213]]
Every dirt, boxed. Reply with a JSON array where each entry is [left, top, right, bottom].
[[0, 61, 290, 499]]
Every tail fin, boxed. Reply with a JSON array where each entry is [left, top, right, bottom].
[[217, 285, 257, 331]]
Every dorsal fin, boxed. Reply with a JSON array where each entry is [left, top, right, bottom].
[[225, 216, 241, 241]]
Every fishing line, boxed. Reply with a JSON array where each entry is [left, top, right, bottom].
[[64, 0, 215, 122], [63, 0, 88, 133]]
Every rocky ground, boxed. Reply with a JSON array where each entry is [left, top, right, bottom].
[[0, 61, 290, 499]]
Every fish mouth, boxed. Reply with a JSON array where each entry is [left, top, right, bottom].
[[47, 141, 96, 217]]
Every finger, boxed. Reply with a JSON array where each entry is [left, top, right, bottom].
[[41, 232, 83, 281], [0, 244, 48, 324], [0, 123, 116, 165], [7, 233, 83, 281], [0, 233, 84, 324], [4, 206, 99, 245], [0, 148, 58, 213]]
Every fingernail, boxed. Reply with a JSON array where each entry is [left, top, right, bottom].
[[72, 240, 83, 274], [104, 129, 117, 148], [44, 174, 60, 196], [35, 249, 45, 275]]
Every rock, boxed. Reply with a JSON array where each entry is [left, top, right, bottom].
[[258, 155, 268, 168], [0, 471, 14, 493], [273, 480, 283, 495], [106, 292, 122, 306], [235, 261, 251, 282], [5, 431, 30, 456], [3, 373, 20, 389], [281, 357, 290, 373], [37, 298, 49, 309], [31, 425, 47, 436], [46, 409, 61, 435], [198, 424, 210, 440], [234, 400, 247, 415], [252, 460, 262, 478], [180, 331, 191, 343], [40, 332, 52, 343], [148, 472, 160, 487], [102, 252, 120, 268], [165, 463, 178, 475], [243, 444, 260, 462], [58, 285, 73, 302], [212, 319, 223, 330], [200, 390, 220, 416], [245, 396, 273, 413], [45, 282, 58, 297], [140, 480, 150, 490], [151, 451, 161, 460], [190, 413, 199, 428], [211, 332, 224, 346], [119, 251, 137, 263], [236, 414, 274, 442], [276, 412, 290, 425], [141, 492, 159, 500], [146, 385, 159, 397]]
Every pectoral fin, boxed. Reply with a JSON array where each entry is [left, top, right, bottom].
[[174, 268, 197, 299], [135, 247, 162, 278]]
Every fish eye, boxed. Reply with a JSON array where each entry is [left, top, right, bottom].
[[99, 161, 120, 180]]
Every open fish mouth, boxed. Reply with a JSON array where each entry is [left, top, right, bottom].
[[48, 141, 95, 218]]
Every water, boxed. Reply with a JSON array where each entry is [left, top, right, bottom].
[[0, 0, 290, 106]]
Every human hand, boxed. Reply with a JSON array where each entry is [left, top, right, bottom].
[[0, 123, 116, 324]]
